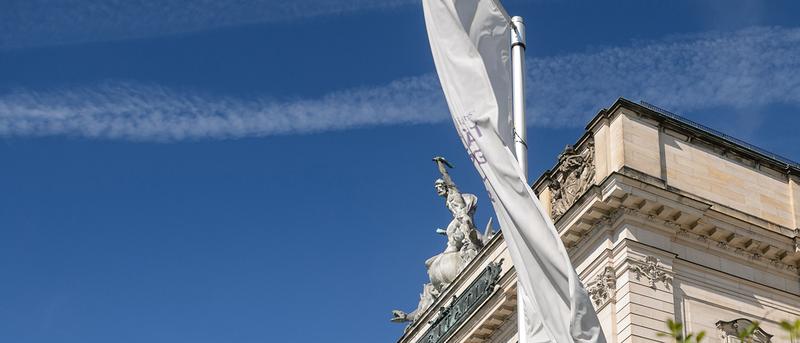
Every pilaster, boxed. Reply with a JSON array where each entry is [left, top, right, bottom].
[[615, 245, 676, 343]]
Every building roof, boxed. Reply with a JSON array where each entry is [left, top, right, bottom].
[[533, 97, 800, 190], [611, 98, 800, 171]]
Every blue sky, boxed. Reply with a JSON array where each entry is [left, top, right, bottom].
[[1, 1, 799, 342]]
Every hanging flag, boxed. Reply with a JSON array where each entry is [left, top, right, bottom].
[[421, 0, 606, 342]]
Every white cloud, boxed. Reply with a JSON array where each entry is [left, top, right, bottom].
[[0, 76, 447, 141], [528, 26, 800, 126], [0, 26, 798, 140]]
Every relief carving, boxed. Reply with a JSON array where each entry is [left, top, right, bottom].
[[716, 318, 773, 343], [586, 266, 616, 307], [550, 141, 596, 219], [632, 256, 672, 290], [794, 229, 800, 253]]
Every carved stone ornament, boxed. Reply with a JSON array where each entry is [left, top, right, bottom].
[[549, 141, 596, 219], [716, 318, 773, 343], [586, 266, 616, 307], [422, 261, 503, 343], [794, 229, 800, 253], [392, 157, 496, 327], [632, 256, 672, 289]]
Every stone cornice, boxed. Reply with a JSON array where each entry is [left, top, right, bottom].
[[616, 166, 796, 238], [560, 171, 800, 276]]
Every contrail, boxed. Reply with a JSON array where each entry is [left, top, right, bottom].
[[0, 26, 798, 140], [0, 76, 446, 141], [527, 26, 800, 127]]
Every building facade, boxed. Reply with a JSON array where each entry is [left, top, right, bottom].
[[394, 98, 800, 343]]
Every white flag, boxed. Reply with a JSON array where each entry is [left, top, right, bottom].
[[422, 1, 606, 342]]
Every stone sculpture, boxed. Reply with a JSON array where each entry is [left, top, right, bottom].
[[632, 256, 672, 289], [550, 141, 595, 218], [392, 157, 494, 326], [716, 318, 773, 342], [587, 266, 616, 306]]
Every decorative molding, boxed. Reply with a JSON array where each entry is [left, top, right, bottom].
[[483, 310, 519, 343], [631, 256, 672, 290], [666, 213, 798, 273], [586, 266, 616, 307], [565, 207, 624, 252], [549, 140, 595, 219], [422, 261, 503, 343], [716, 318, 773, 343], [573, 201, 800, 274], [794, 229, 800, 253]]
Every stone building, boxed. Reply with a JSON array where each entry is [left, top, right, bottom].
[[393, 98, 800, 343]]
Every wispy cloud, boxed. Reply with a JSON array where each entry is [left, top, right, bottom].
[[0, 76, 446, 141], [528, 26, 800, 126], [0, 26, 798, 140], [0, 0, 417, 49]]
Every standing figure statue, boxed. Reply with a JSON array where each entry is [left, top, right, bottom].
[[392, 157, 493, 326], [432, 156, 484, 260]]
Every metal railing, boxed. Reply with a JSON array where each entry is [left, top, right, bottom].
[[639, 101, 800, 170]]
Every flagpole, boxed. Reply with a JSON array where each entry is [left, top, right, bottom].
[[511, 15, 529, 343], [511, 16, 528, 182]]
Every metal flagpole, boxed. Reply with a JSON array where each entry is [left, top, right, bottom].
[[511, 15, 529, 343], [511, 16, 527, 181]]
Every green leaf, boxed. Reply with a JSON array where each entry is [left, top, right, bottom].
[[781, 319, 800, 340], [696, 331, 706, 343]]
